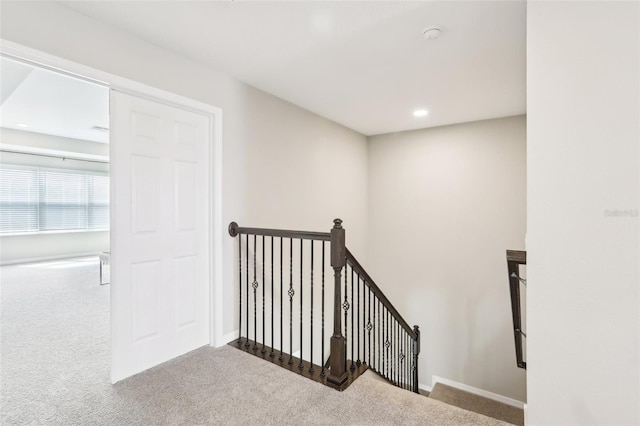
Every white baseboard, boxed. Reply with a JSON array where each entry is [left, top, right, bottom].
[[0, 252, 101, 266], [432, 375, 525, 409], [217, 330, 239, 347], [419, 382, 433, 393]]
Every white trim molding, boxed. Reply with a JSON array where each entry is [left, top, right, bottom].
[[432, 375, 526, 409], [219, 330, 239, 348], [0, 252, 101, 266], [418, 382, 433, 394], [0, 143, 109, 163]]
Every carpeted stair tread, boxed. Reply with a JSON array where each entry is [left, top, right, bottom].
[[429, 383, 524, 426]]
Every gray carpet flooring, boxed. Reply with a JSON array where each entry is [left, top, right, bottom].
[[1, 257, 512, 425]]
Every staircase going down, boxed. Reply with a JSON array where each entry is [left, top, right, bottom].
[[429, 383, 524, 426]]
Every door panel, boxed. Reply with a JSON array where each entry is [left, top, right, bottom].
[[111, 91, 210, 383]]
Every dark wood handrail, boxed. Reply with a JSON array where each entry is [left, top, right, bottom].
[[346, 248, 417, 340], [229, 221, 331, 241], [506, 250, 526, 264], [506, 249, 526, 369]]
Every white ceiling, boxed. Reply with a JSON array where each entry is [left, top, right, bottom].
[[0, 57, 110, 143], [59, 0, 526, 136]]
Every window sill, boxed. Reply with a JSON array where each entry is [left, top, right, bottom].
[[0, 229, 109, 237]]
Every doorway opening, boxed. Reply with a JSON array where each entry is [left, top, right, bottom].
[[0, 56, 112, 422]]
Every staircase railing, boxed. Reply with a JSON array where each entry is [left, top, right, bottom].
[[506, 250, 526, 369], [228, 219, 420, 392], [345, 248, 420, 392]]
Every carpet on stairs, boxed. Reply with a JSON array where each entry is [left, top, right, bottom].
[[428, 383, 524, 426]]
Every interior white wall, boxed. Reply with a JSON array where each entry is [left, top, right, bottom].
[[0, 128, 110, 264], [527, 2, 639, 425], [0, 2, 368, 337], [367, 115, 527, 402]]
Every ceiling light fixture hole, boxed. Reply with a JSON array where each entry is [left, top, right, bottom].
[[423, 27, 441, 40]]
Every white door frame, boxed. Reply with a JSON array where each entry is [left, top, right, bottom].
[[0, 39, 225, 348]]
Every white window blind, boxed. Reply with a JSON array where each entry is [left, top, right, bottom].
[[0, 168, 39, 233], [0, 167, 109, 234], [88, 174, 110, 229]]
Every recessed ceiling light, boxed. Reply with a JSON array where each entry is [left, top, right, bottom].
[[413, 109, 429, 117], [16, 123, 29, 128]]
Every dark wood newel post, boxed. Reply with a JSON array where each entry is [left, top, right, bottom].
[[412, 325, 420, 393], [327, 218, 348, 387]]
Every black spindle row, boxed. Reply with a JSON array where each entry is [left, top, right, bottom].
[[235, 234, 333, 375], [343, 257, 420, 393]]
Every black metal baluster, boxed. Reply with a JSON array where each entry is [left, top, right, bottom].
[[288, 238, 294, 364], [375, 297, 378, 372], [321, 241, 326, 377], [270, 236, 274, 357], [402, 330, 407, 390], [407, 330, 410, 390], [406, 331, 410, 390], [357, 272, 361, 366], [343, 263, 349, 366], [391, 317, 394, 384], [262, 236, 266, 353], [408, 332, 411, 390], [391, 319, 395, 384], [389, 310, 392, 381], [408, 331, 411, 390], [238, 233, 242, 343], [400, 329, 404, 389], [394, 321, 398, 385], [392, 315, 395, 383], [387, 311, 393, 382], [253, 235, 258, 350], [309, 241, 315, 373], [392, 315, 395, 384], [279, 237, 284, 361], [385, 308, 389, 379], [399, 329, 402, 388], [378, 301, 385, 375], [393, 320, 397, 385], [298, 239, 304, 369], [384, 308, 388, 379], [367, 286, 371, 366], [376, 296, 379, 372], [362, 281, 366, 365], [378, 299, 381, 374], [350, 266, 354, 371], [378, 300, 384, 375], [380, 302, 383, 376], [245, 234, 249, 347]]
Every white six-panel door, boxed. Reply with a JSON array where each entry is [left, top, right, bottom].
[[110, 90, 211, 383]]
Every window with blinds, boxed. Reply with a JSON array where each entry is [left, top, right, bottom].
[[0, 166, 109, 234]]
